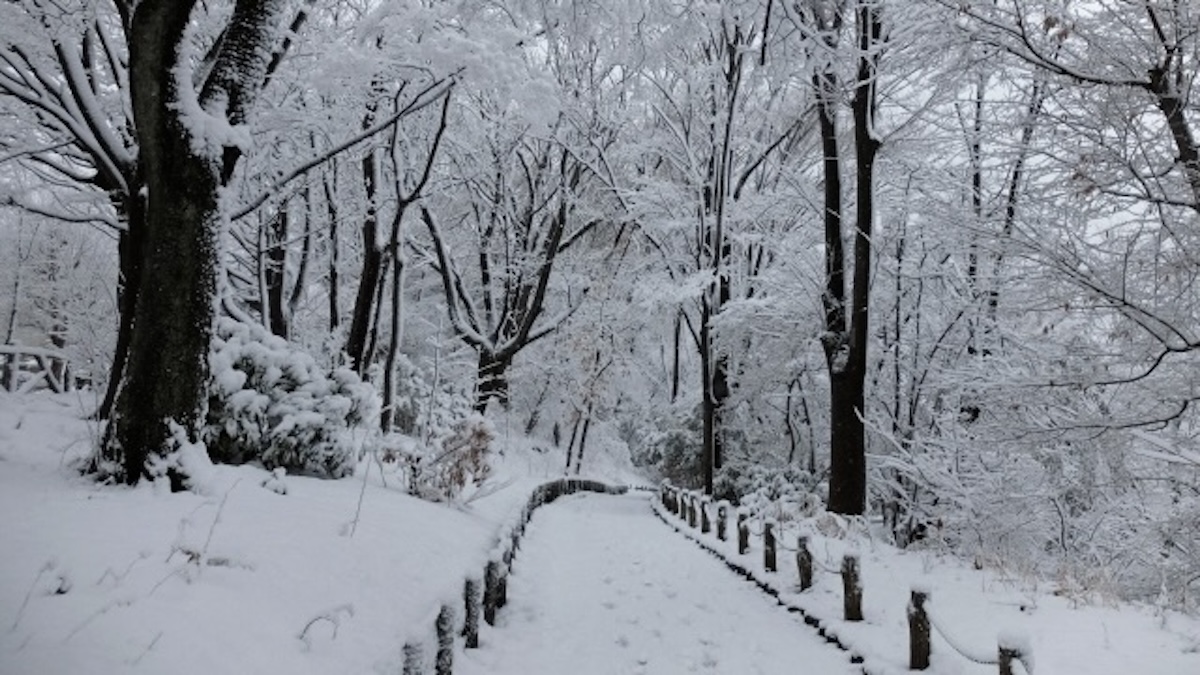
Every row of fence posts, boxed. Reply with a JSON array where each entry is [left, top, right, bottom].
[[401, 478, 626, 674], [660, 483, 1027, 675]]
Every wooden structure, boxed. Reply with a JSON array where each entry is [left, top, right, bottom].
[[0, 345, 75, 394]]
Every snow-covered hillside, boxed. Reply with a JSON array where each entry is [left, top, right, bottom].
[[0, 392, 633, 674], [2, 392, 1198, 675]]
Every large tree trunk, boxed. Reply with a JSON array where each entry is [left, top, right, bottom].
[[99, 0, 286, 484], [474, 349, 512, 413], [101, 1, 222, 482], [827, 3, 882, 516], [827, 366, 866, 511], [814, 19, 852, 511], [810, 3, 879, 516]]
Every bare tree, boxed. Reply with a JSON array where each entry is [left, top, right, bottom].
[[783, 0, 884, 514], [420, 114, 596, 412]]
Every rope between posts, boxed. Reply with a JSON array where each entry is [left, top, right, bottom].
[[813, 556, 843, 575], [925, 604, 999, 666], [769, 522, 841, 573], [774, 522, 806, 552]]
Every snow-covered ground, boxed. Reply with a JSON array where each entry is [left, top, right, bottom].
[[0, 392, 622, 675], [3, 390, 1199, 675], [459, 491, 858, 675]]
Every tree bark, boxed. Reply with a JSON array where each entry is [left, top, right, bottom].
[[828, 3, 882, 516], [323, 163, 341, 333], [475, 349, 512, 413], [346, 87, 385, 372], [380, 211, 407, 432], [99, 0, 287, 484], [264, 206, 289, 338], [813, 8, 854, 511], [101, 0, 221, 481], [345, 146, 382, 373], [810, 3, 880, 516], [97, 193, 144, 420]]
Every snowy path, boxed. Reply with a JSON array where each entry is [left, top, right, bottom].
[[458, 491, 858, 675]]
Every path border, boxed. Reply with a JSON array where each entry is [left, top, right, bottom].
[[649, 496, 878, 675]]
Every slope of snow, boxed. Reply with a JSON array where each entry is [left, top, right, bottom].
[[458, 491, 859, 675], [0, 393, 562, 674]]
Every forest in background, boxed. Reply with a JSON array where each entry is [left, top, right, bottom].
[[2, 0, 1199, 612]]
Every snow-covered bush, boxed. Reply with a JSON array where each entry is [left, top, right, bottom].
[[387, 415, 495, 502], [377, 353, 474, 444], [205, 318, 379, 477], [715, 460, 822, 521], [634, 405, 704, 488], [429, 415, 495, 497]]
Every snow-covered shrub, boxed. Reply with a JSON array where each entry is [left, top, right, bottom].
[[143, 421, 218, 494], [715, 460, 822, 521], [431, 415, 494, 496], [635, 405, 704, 488], [205, 318, 379, 477], [390, 415, 495, 502], [380, 354, 474, 444]]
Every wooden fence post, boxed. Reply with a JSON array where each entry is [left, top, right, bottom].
[[688, 493, 698, 528], [1, 350, 17, 392], [700, 496, 711, 534], [842, 553, 863, 621], [737, 509, 749, 555], [796, 535, 813, 590], [908, 588, 930, 670], [716, 501, 729, 541], [997, 633, 1027, 675], [402, 641, 423, 675], [999, 647, 1016, 675], [484, 560, 502, 625], [763, 520, 777, 572], [498, 564, 508, 609], [435, 604, 454, 675], [462, 577, 481, 648]]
